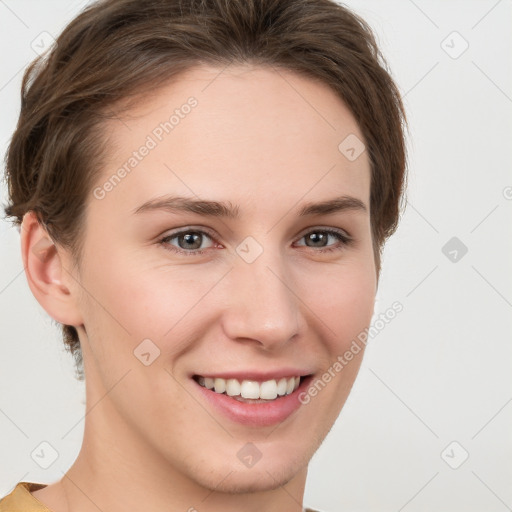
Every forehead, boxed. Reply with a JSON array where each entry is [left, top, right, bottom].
[[93, 64, 370, 217]]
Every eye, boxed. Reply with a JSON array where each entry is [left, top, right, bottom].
[[159, 228, 217, 255], [294, 228, 352, 252], [159, 227, 352, 256]]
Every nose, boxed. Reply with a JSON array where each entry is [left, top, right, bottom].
[[221, 246, 301, 351]]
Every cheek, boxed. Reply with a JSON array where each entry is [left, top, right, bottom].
[[84, 257, 226, 354], [304, 259, 376, 351]]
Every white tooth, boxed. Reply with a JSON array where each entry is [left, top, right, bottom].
[[260, 379, 278, 399], [226, 378, 241, 396], [197, 376, 205, 387], [285, 377, 295, 395], [240, 380, 260, 399], [277, 378, 288, 396], [214, 378, 226, 393], [208, 376, 299, 399]]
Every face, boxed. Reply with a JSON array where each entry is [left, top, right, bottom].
[[69, 64, 376, 493]]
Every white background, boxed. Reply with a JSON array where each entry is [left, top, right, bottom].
[[1, 1, 511, 511]]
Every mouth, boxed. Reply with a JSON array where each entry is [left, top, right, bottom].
[[193, 374, 303, 403], [191, 372, 314, 427]]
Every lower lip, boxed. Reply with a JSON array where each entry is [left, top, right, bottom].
[[193, 376, 313, 427]]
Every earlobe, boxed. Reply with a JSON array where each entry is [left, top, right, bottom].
[[20, 211, 84, 327]]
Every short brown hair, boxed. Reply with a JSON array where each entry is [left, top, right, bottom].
[[3, 0, 408, 380]]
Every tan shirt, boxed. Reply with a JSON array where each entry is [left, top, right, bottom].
[[0, 482, 322, 511]]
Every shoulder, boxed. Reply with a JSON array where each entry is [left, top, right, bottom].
[[0, 482, 51, 512]]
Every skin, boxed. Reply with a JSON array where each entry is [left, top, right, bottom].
[[22, 64, 376, 512]]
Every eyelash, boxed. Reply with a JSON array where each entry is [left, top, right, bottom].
[[158, 227, 353, 256]]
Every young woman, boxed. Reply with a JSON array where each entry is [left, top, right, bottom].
[[0, 0, 407, 510]]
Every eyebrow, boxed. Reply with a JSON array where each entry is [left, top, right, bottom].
[[131, 194, 367, 218]]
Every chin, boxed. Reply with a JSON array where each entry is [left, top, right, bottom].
[[183, 442, 314, 495], [198, 465, 301, 494]]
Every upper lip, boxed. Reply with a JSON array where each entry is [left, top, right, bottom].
[[193, 369, 313, 381]]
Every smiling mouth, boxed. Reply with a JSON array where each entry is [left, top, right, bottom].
[[193, 374, 306, 403]]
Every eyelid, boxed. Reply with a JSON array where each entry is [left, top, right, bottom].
[[160, 225, 351, 242], [295, 225, 351, 241], [160, 225, 218, 240]]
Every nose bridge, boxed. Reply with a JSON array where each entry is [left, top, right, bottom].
[[221, 242, 300, 349]]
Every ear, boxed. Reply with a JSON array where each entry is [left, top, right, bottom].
[[20, 211, 84, 328]]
